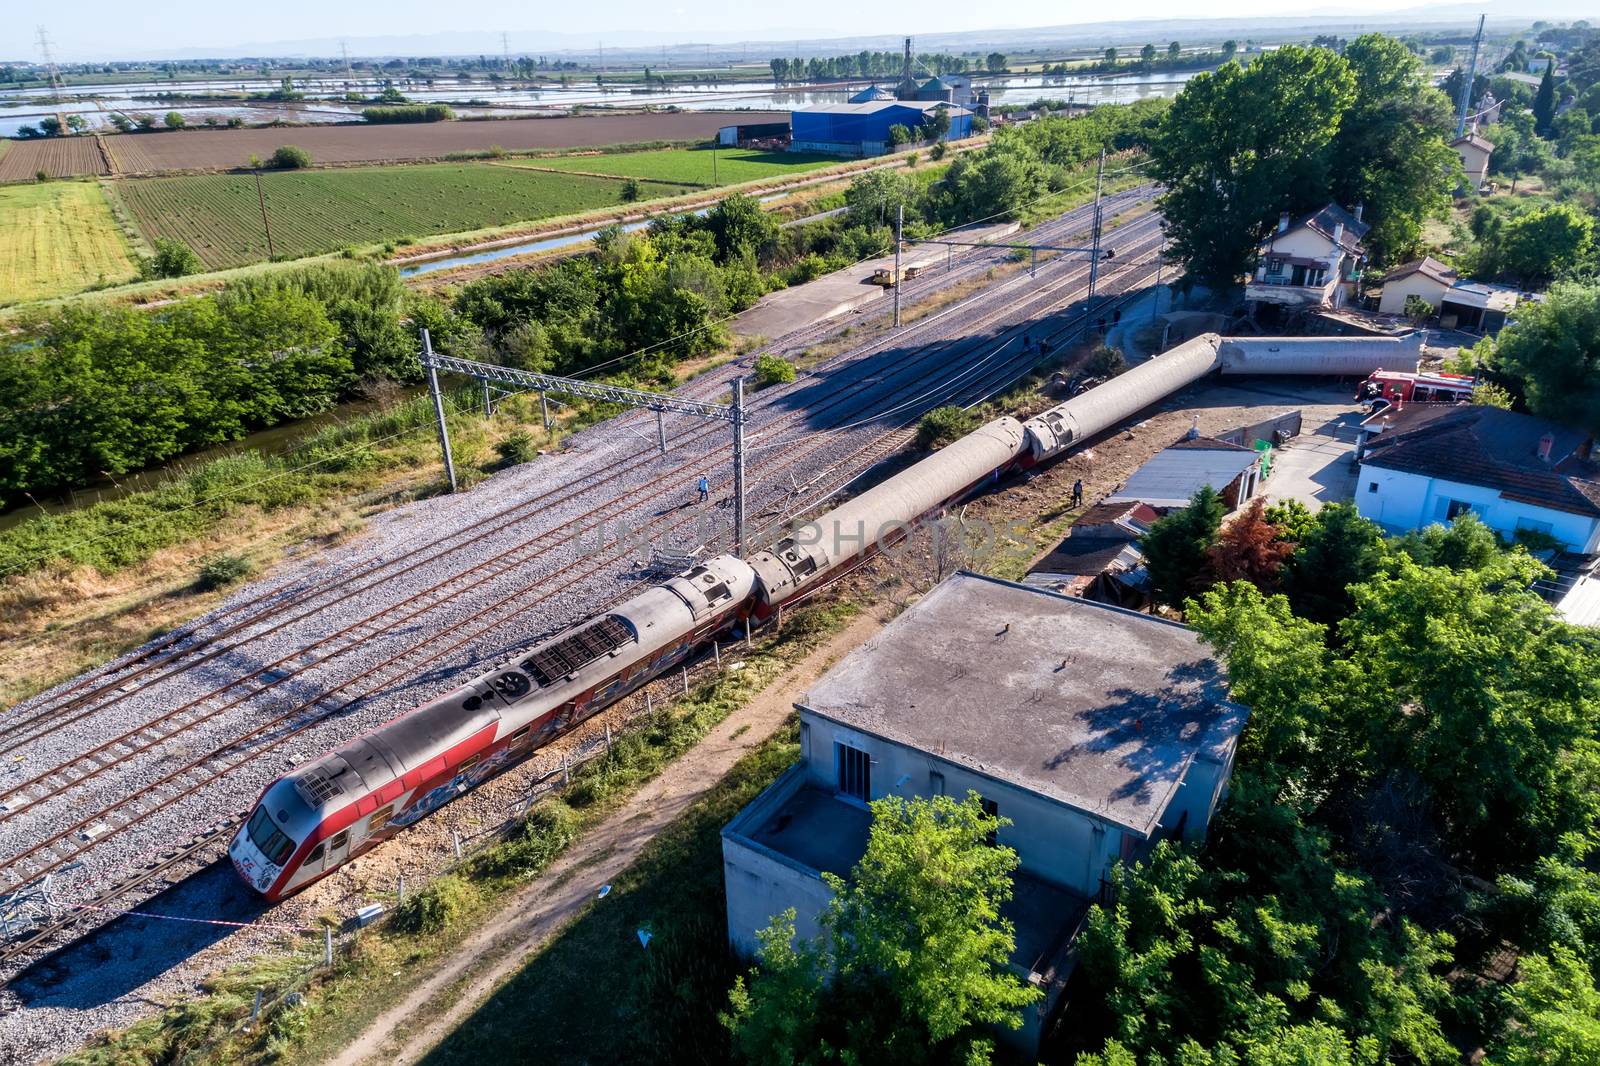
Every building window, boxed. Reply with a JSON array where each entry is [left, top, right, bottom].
[[836, 742, 871, 802], [1368, 482, 1379, 493], [1266, 257, 1283, 275], [1445, 499, 1475, 520], [929, 769, 945, 795], [1515, 517, 1554, 536]]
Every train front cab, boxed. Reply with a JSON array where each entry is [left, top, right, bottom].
[[229, 776, 322, 900]]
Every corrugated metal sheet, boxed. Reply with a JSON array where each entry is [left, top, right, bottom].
[[1105, 448, 1259, 508]]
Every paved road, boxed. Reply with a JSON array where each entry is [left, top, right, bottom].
[[1261, 406, 1365, 512]]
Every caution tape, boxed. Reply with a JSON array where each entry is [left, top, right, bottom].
[[71, 902, 320, 933]]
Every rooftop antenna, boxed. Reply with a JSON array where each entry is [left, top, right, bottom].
[[1455, 14, 1485, 138]]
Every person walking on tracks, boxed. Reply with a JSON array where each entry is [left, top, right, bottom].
[[1071, 479, 1084, 508], [697, 475, 710, 503]]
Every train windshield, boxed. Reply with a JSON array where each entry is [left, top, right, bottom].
[[246, 806, 295, 866]]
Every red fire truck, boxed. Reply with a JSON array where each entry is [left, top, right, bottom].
[[1355, 369, 1475, 410]]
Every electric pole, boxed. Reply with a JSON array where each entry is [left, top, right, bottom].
[[732, 377, 747, 555], [422, 330, 457, 492], [1087, 147, 1106, 305], [1456, 14, 1485, 138], [893, 203, 904, 328]]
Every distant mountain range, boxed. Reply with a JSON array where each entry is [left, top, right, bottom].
[[24, 4, 1598, 64]]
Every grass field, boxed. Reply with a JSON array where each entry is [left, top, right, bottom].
[[114, 163, 696, 270], [0, 181, 137, 304], [520, 146, 842, 186]]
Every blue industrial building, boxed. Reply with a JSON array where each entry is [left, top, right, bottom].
[[790, 101, 972, 157]]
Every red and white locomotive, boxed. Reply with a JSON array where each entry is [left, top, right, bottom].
[[230, 555, 755, 898]]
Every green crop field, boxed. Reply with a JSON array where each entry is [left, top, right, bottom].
[[114, 163, 697, 270], [0, 180, 138, 305], [519, 147, 843, 187]]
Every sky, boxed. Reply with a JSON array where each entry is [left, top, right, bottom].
[[2, 0, 1583, 62]]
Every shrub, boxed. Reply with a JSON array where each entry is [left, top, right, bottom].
[[620, 177, 643, 202], [34, 170, 47, 183], [916, 405, 976, 450], [164, 111, 185, 129], [361, 104, 455, 123], [270, 144, 311, 169], [137, 236, 203, 279], [1085, 344, 1127, 377], [785, 254, 830, 285], [753, 354, 797, 389], [496, 430, 539, 465], [930, 141, 949, 160], [389, 874, 473, 935], [195, 552, 254, 591]]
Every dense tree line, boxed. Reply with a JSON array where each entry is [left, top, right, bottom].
[[768, 50, 994, 85], [0, 264, 474, 504], [1150, 36, 1457, 287], [1076, 498, 1600, 1063]]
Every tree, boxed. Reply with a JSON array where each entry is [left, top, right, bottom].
[[137, 237, 203, 280], [887, 122, 913, 148], [164, 110, 185, 129], [619, 177, 642, 202], [1328, 35, 1458, 262], [37, 116, 62, 137], [270, 144, 311, 169], [1169, 41, 1182, 62], [1140, 485, 1224, 609], [1148, 47, 1356, 289], [1277, 502, 1386, 626], [1534, 62, 1557, 136], [1498, 948, 1600, 1066], [724, 793, 1041, 1063], [65, 114, 87, 132], [844, 168, 915, 228], [1480, 203, 1594, 285], [1479, 281, 1600, 432], [1104, 47, 1118, 65], [1205, 498, 1293, 590], [705, 193, 776, 264], [1141, 43, 1158, 68], [986, 52, 1007, 73]]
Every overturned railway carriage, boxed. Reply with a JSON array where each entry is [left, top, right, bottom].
[[234, 331, 1421, 898]]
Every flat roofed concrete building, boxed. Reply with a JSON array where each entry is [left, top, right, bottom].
[[721, 571, 1248, 1053]]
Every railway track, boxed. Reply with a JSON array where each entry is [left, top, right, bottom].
[[0, 187, 1151, 757], [0, 207, 1169, 972]]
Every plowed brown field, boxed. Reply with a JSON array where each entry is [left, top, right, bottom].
[[0, 137, 108, 182], [93, 111, 780, 176]]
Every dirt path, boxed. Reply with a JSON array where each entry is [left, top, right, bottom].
[[323, 607, 887, 1066]]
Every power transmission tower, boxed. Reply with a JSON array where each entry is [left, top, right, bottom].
[[340, 40, 352, 78], [502, 32, 511, 71], [1455, 14, 1485, 138], [35, 26, 62, 94]]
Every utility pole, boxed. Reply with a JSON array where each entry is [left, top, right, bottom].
[[893, 203, 904, 328], [732, 377, 747, 555], [253, 171, 276, 259], [1456, 14, 1486, 138], [422, 330, 457, 492], [711, 145, 717, 184], [1152, 230, 1167, 322], [1086, 147, 1106, 305]]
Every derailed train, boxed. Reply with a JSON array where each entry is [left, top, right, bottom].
[[232, 332, 1417, 898]]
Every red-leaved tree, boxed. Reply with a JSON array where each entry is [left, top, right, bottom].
[[1205, 497, 1294, 590]]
